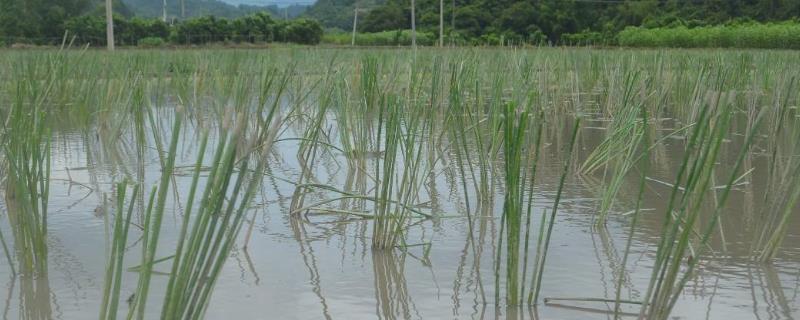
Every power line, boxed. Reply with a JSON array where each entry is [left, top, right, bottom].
[[226, 0, 316, 6]]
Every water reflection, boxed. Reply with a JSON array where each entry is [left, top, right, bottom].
[[372, 250, 419, 320], [749, 265, 794, 320], [16, 274, 53, 320], [290, 216, 333, 320]]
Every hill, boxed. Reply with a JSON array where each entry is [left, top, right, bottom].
[[303, 0, 384, 31], [121, 0, 308, 19]]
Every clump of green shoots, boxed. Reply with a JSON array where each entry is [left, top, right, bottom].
[[494, 101, 535, 306], [639, 89, 765, 319], [445, 60, 502, 211], [101, 106, 277, 319], [581, 74, 647, 225], [493, 100, 581, 306], [755, 82, 800, 262], [2, 80, 52, 276], [372, 95, 432, 249], [160, 117, 272, 319], [527, 116, 581, 305], [99, 181, 139, 320]]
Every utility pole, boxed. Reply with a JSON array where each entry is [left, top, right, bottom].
[[181, 0, 185, 18], [162, 0, 168, 22], [410, 0, 416, 48], [451, 0, 455, 30], [439, 0, 443, 47], [351, 6, 359, 46], [105, 0, 114, 50]]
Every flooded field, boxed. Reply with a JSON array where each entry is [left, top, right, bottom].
[[0, 48, 798, 319]]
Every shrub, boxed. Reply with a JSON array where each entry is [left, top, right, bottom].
[[283, 19, 323, 45], [138, 37, 165, 47], [561, 31, 610, 46], [618, 21, 800, 49], [121, 18, 169, 45], [322, 30, 435, 46], [174, 16, 231, 45], [230, 12, 275, 43], [65, 15, 106, 46]]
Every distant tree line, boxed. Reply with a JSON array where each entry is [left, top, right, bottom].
[[356, 0, 800, 45], [65, 13, 323, 46], [4, 0, 800, 47], [122, 0, 308, 21], [0, 0, 113, 43], [0, 0, 323, 46]]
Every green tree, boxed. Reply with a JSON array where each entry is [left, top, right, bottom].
[[360, 5, 407, 32], [283, 18, 324, 44]]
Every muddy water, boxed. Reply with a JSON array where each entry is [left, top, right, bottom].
[[0, 110, 798, 320]]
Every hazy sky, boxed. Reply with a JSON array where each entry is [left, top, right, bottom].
[[220, 0, 316, 6]]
